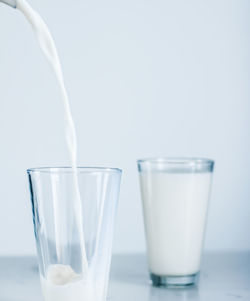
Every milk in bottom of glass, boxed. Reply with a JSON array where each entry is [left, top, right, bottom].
[[28, 167, 121, 301]]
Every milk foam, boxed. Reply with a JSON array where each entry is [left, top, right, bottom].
[[41, 265, 104, 301], [41, 266, 93, 301]]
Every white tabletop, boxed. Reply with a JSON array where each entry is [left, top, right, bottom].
[[0, 252, 249, 301]]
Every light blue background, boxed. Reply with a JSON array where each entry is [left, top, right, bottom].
[[0, 0, 249, 255]]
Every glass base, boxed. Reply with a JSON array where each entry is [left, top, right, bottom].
[[150, 272, 199, 287]]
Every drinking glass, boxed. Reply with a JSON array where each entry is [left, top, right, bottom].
[[27, 167, 122, 301], [137, 158, 214, 287]]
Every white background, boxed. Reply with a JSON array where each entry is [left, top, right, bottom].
[[0, 0, 249, 256]]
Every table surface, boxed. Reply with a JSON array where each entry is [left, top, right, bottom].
[[0, 252, 249, 301]]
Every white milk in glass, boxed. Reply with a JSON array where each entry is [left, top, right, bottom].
[[139, 163, 213, 281]]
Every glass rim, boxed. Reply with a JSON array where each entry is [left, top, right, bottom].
[[27, 166, 122, 174], [137, 157, 214, 166]]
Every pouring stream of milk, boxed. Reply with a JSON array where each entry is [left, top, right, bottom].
[[16, 0, 88, 274]]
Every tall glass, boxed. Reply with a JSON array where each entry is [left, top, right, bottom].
[[27, 167, 122, 301], [137, 158, 214, 287]]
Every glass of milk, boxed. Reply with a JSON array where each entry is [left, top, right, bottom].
[[27, 167, 122, 301], [137, 158, 214, 287]]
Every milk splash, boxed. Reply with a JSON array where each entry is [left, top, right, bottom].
[[16, 0, 88, 273]]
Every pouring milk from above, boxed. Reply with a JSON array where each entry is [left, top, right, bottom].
[[0, 0, 93, 299]]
